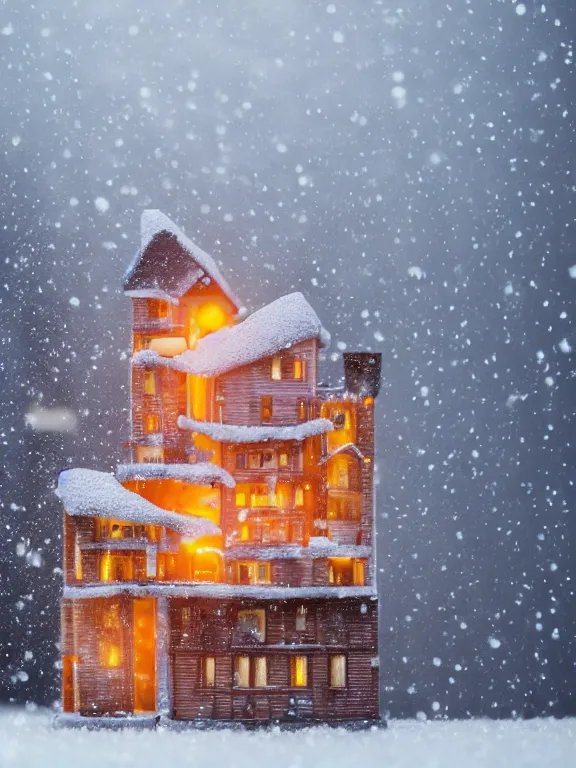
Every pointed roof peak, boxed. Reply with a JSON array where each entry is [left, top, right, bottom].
[[123, 209, 241, 309]]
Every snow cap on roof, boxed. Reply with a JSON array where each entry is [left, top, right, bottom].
[[56, 468, 220, 540], [123, 209, 241, 308], [116, 462, 235, 488], [177, 415, 333, 443], [134, 292, 330, 377]]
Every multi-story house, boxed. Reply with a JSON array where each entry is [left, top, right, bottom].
[[56, 210, 382, 728]]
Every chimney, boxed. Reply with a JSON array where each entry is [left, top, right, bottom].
[[343, 352, 382, 398]]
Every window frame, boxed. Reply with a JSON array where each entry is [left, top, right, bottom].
[[233, 656, 268, 688]]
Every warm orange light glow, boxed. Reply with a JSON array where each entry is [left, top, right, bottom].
[[293, 359, 304, 380], [148, 336, 188, 357], [291, 656, 308, 687], [100, 552, 112, 582], [144, 371, 156, 395], [144, 413, 160, 433], [363, 396, 374, 406], [197, 302, 227, 334], [105, 644, 121, 668], [133, 598, 156, 712]]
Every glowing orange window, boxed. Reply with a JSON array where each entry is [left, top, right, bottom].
[[144, 413, 160, 433]]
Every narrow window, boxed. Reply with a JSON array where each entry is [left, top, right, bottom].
[[235, 491, 246, 506], [353, 560, 365, 586], [261, 395, 273, 423], [254, 657, 267, 688], [236, 453, 246, 470], [290, 656, 308, 687], [203, 657, 215, 688], [297, 399, 308, 422], [257, 563, 271, 584], [330, 655, 347, 688], [144, 413, 160, 433], [234, 656, 250, 688], [293, 359, 305, 380], [279, 452, 289, 468], [271, 356, 282, 381], [295, 605, 307, 632], [294, 486, 304, 508], [240, 524, 250, 542], [144, 371, 156, 395]]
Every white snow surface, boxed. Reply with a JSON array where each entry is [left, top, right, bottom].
[[124, 209, 241, 307], [116, 462, 235, 488], [133, 292, 330, 377], [1, 711, 575, 768], [177, 415, 333, 443], [56, 468, 220, 539]]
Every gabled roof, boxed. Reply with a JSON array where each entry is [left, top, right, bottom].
[[123, 209, 241, 309], [133, 291, 331, 378]]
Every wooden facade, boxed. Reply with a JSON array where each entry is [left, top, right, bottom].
[[59, 210, 382, 728]]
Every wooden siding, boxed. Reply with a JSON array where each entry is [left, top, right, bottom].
[[215, 340, 317, 427]]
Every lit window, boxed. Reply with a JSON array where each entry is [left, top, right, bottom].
[[144, 371, 156, 395], [330, 655, 347, 688], [240, 524, 250, 541], [261, 395, 273, 423], [353, 560, 365, 586], [271, 357, 282, 380], [290, 656, 308, 687], [144, 413, 160, 433], [294, 486, 304, 508], [233, 656, 267, 688], [254, 657, 267, 688], [297, 399, 308, 422], [236, 561, 271, 585], [296, 606, 307, 632], [203, 657, 215, 688], [279, 453, 289, 468], [293, 359, 305, 380], [235, 491, 246, 506], [234, 656, 250, 688]]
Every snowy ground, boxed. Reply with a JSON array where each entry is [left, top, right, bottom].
[[0, 710, 574, 767]]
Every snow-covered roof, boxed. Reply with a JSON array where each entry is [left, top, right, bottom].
[[116, 462, 235, 488], [177, 415, 333, 444], [123, 209, 241, 308], [133, 292, 330, 378], [56, 468, 220, 540], [318, 442, 365, 465]]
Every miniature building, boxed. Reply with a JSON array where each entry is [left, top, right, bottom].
[[57, 210, 381, 728]]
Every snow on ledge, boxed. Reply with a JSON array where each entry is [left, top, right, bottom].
[[56, 468, 220, 540], [116, 462, 235, 488], [63, 583, 378, 601], [133, 292, 330, 378], [177, 416, 333, 444]]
